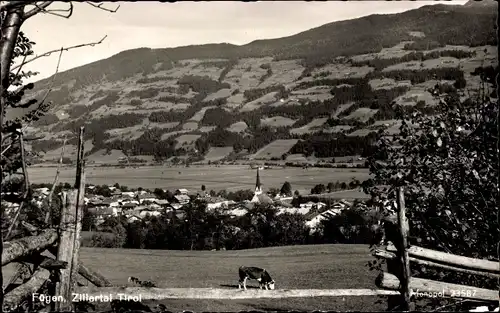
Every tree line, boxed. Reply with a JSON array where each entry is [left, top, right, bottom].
[[350, 49, 476, 71], [83, 201, 381, 250]]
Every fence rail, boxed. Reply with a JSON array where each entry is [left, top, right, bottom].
[[74, 287, 400, 300]]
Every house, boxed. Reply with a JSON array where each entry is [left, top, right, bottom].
[[121, 191, 135, 198], [127, 215, 141, 223], [173, 194, 190, 205], [152, 199, 169, 206], [226, 203, 249, 217], [205, 197, 235, 210], [109, 200, 120, 208], [274, 195, 293, 201], [305, 208, 344, 232], [34, 187, 50, 196], [121, 203, 137, 210], [94, 207, 115, 219], [138, 193, 158, 204], [3, 202, 19, 216], [277, 207, 310, 216], [169, 203, 184, 210], [300, 201, 326, 211], [138, 208, 161, 218], [101, 198, 113, 206], [227, 207, 248, 217], [87, 199, 106, 210], [175, 189, 189, 195], [207, 200, 235, 210]]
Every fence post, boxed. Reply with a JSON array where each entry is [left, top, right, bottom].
[[396, 187, 414, 311], [382, 205, 401, 311], [54, 127, 85, 311], [71, 127, 86, 292], [54, 191, 75, 311]]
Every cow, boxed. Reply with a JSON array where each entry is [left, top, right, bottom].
[[238, 266, 275, 290]]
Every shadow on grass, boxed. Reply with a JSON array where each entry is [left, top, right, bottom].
[[220, 283, 260, 289]]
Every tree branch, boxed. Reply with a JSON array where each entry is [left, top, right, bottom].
[[11, 35, 107, 72], [85, 1, 120, 13], [33, 46, 63, 108], [13, 53, 28, 81], [31, 1, 73, 19], [23, 1, 53, 20]]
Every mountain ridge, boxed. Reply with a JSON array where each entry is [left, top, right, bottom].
[[11, 3, 498, 165], [29, 3, 495, 91]]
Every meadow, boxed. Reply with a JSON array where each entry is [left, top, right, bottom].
[[2, 245, 387, 311], [28, 165, 371, 194]]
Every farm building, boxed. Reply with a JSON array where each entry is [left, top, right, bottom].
[[138, 193, 158, 204], [175, 188, 189, 195], [206, 197, 236, 210], [173, 194, 190, 205], [305, 207, 344, 232]]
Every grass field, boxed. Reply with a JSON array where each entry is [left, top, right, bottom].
[[227, 121, 248, 133], [189, 106, 215, 122], [174, 134, 202, 149], [181, 122, 199, 130], [260, 116, 297, 128], [251, 139, 299, 160], [87, 149, 127, 164], [343, 108, 378, 123], [2, 245, 387, 311], [204, 147, 234, 162], [291, 118, 329, 135], [27, 165, 370, 194], [240, 91, 279, 112], [306, 188, 371, 201]]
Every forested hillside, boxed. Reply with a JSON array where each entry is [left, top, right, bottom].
[[11, 1, 498, 164]]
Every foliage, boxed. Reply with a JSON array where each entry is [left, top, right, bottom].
[[80, 199, 379, 251], [319, 207, 380, 244], [1, 32, 52, 240], [309, 180, 359, 194], [290, 133, 379, 158], [280, 181, 292, 196], [177, 75, 230, 94], [363, 80, 499, 297], [350, 50, 476, 71]]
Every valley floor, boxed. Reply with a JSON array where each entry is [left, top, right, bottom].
[[27, 164, 370, 196]]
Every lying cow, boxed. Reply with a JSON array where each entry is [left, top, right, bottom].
[[238, 266, 275, 290]]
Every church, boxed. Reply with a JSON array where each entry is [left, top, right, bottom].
[[250, 168, 273, 205]]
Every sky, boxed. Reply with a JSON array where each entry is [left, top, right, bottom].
[[20, 0, 468, 82]]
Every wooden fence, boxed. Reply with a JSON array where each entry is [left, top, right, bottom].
[[1, 128, 498, 311], [372, 188, 499, 311]]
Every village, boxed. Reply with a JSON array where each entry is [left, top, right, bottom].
[[7, 169, 361, 234]]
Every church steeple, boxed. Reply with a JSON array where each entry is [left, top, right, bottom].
[[255, 168, 262, 195]]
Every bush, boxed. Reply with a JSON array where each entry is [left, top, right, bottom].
[[83, 232, 121, 248], [364, 83, 498, 304]]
